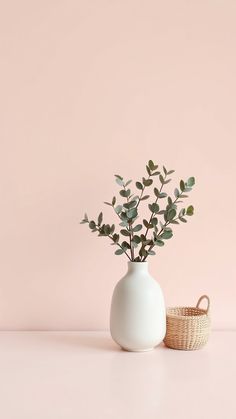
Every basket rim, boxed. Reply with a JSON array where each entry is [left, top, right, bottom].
[[166, 306, 209, 319]]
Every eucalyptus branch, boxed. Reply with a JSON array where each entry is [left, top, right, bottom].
[[135, 161, 160, 211], [82, 218, 132, 261], [136, 174, 151, 210], [143, 171, 167, 240], [80, 161, 195, 262], [123, 182, 135, 261], [142, 218, 174, 261], [142, 182, 195, 261], [100, 230, 132, 262]]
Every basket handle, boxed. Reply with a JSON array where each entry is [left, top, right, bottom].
[[196, 295, 210, 313]]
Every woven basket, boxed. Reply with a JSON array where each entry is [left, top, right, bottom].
[[164, 295, 210, 350]]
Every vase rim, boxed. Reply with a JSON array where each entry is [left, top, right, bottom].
[[128, 261, 148, 263]]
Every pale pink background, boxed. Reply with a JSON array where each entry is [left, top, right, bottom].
[[0, 0, 235, 330]]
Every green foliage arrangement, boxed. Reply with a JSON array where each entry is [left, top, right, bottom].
[[80, 160, 195, 262]]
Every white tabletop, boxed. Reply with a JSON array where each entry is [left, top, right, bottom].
[[0, 331, 235, 419]]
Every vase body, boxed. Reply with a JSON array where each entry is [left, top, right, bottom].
[[110, 262, 166, 351]]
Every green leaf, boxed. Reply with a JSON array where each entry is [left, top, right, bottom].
[[115, 249, 124, 255], [127, 208, 138, 219], [104, 225, 111, 235], [154, 187, 159, 198], [120, 229, 130, 236], [119, 221, 128, 227], [179, 208, 186, 218], [148, 250, 156, 256], [152, 171, 160, 176], [180, 180, 185, 192], [112, 196, 116, 206], [179, 217, 187, 223], [155, 239, 164, 246], [159, 192, 167, 198], [140, 195, 150, 201], [115, 205, 122, 214], [167, 209, 176, 220], [139, 247, 148, 257], [149, 203, 159, 213], [120, 212, 128, 221], [187, 177, 195, 187], [148, 160, 155, 170], [186, 205, 194, 216], [110, 224, 115, 234], [164, 179, 171, 184], [163, 166, 167, 175], [89, 221, 96, 229], [132, 235, 141, 244], [84, 213, 88, 221], [142, 178, 153, 187], [136, 181, 143, 190], [115, 174, 123, 180], [126, 188, 131, 196], [98, 212, 103, 226], [123, 200, 136, 209], [120, 189, 130, 198], [125, 180, 132, 187], [113, 234, 119, 243], [116, 178, 124, 187], [167, 170, 175, 175], [174, 188, 179, 198], [143, 219, 149, 229], [104, 201, 112, 206], [151, 217, 158, 226], [121, 241, 130, 249], [146, 165, 151, 176], [133, 224, 142, 232], [170, 219, 179, 224], [159, 174, 164, 184], [161, 230, 173, 239]]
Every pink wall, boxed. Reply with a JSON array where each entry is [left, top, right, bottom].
[[0, 0, 235, 330]]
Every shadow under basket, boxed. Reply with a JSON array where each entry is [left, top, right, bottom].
[[164, 295, 210, 350]]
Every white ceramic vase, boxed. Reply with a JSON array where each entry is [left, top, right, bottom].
[[110, 261, 166, 352]]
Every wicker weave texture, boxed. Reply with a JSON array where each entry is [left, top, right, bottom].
[[164, 295, 210, 350]]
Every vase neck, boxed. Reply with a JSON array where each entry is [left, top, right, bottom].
[[127, 262, 149, 274]]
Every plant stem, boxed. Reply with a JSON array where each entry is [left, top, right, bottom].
[[114, 208, 134, 260], [142, 219, 176, 261], [142, 190, 185, 261], [133, 173, 152, 261], [135, 174, 151, 210], [123, 184, 135, 261], [95, 223, 132, 261], [143, 173, 166, 240], [142, 183, 184, 262], [111, 233, 132, 261]]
